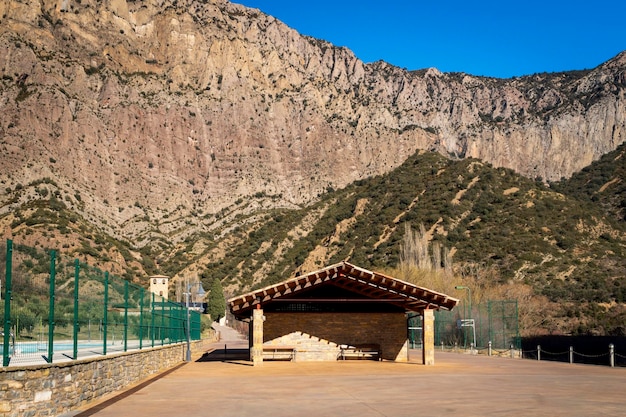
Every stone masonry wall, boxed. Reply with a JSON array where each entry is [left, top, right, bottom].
[[263, 312, 408, 361], [0, 340, 205, 417]]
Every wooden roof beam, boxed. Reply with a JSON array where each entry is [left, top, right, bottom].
[[272, 298, 408, 303], [366, 290, 390, 299]]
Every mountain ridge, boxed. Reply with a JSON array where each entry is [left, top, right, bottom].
[[1, 1, 624, 248], [1, 0, 626, 334]]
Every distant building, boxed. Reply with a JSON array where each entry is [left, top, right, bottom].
[[149, 275, 169, 299]]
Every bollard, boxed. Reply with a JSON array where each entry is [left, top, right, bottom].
[[454, 342, 457, 352], [510, 344, 514, 358], [537, 345, 541, 361], [441, 341, 444, 351], [609, 344, 615, 368], [488, 341, 492, 357], [569, 346, 573, 364], [470, 342, 474, 354]]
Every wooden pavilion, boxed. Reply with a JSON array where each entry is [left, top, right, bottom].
[[228, 261, 459, 365]]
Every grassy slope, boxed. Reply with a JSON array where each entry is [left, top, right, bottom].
[[202, 150, 626, 334], [4, 148, 626, 335]]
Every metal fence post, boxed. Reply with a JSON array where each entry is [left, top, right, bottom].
[[537, 345, 541, 361], [47, 250, 56, 363], [73, 259, 79, 360], [123, 280, 129, 352], [139, 288, 144, 350], [569, 346, 573, 364], [103, 271, 109, 355], [160, 300, 165, 345], [488, 341, 492, 356], [181, 305, 185, 342], [151, 293, 155, 348], [168, 303, 173, 344], [3, 240, 13, 367], [609, 344, 614, 367]]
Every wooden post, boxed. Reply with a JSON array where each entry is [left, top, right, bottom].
[[422, 309, 435, 365]]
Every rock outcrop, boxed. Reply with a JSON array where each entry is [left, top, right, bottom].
[[0, 0, 624, 243]]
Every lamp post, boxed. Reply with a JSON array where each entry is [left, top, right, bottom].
[[184, 279, 206, 362], [455, 285, 475, 348]]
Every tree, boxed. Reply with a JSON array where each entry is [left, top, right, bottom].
[[12, 308, 36, 335], [207, 278, 226, 323], [396, 223, 457, 294]]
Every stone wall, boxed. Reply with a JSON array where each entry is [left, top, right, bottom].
[[0, 341, 205, 417], [263, 312, 408, 361]]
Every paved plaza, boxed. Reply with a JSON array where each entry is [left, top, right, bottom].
[[67, 326, 626, 417]]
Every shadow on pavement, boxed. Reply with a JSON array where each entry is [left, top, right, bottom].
[[196, 348, 250, 363]]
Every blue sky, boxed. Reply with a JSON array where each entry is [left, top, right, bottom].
[[234, 0, 626, 78]]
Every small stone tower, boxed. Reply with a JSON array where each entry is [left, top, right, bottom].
[[149, 275, 169, 299]]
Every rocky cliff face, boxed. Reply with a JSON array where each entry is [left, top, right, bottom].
[[0, 0, 625, 244]]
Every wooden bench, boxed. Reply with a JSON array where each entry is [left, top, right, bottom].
[[262, 346, 296, 361], [339, 344, 381, 361]]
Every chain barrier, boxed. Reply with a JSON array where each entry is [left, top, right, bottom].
[[539, 349, 570, 356], [440, 341, 623, 368], [574, 351, 609, 358]]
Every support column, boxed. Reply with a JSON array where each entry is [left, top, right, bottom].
[[250, 306, 264, 366], [422, 309, 435, 365]]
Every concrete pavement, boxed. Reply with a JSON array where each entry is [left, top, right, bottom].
[[68, 325, 626, 417]]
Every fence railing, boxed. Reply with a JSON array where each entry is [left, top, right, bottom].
[[1, 239, 201, 367], [427, 339, 626, 368], [432, 340, 521, 358], [521, 344, 625, 367], [408, 300, 520, 350]]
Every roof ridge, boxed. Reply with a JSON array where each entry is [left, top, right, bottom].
[[228, 262, 459, 318]]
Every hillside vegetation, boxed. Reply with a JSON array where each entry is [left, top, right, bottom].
[[200, 149, 626, 335], [5, 147, 626, 336]]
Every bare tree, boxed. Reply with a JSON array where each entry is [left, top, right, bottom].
[[396, 223, 459, 295]]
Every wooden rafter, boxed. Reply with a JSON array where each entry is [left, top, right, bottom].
[[228, 261, 459, 318]]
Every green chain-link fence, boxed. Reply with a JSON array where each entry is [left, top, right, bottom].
[[1, 240, 201, 367], [408, 300, 520, 351]]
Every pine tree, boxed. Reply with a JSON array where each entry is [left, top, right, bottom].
[[207, 278, 226, 323]]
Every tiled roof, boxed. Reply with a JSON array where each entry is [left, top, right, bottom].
[[228, 261, 459, 318]]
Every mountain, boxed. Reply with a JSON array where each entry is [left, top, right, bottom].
[[1, 0, 626, 335], [199, 149, 626, 336], [1, 0, 625, 244]]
